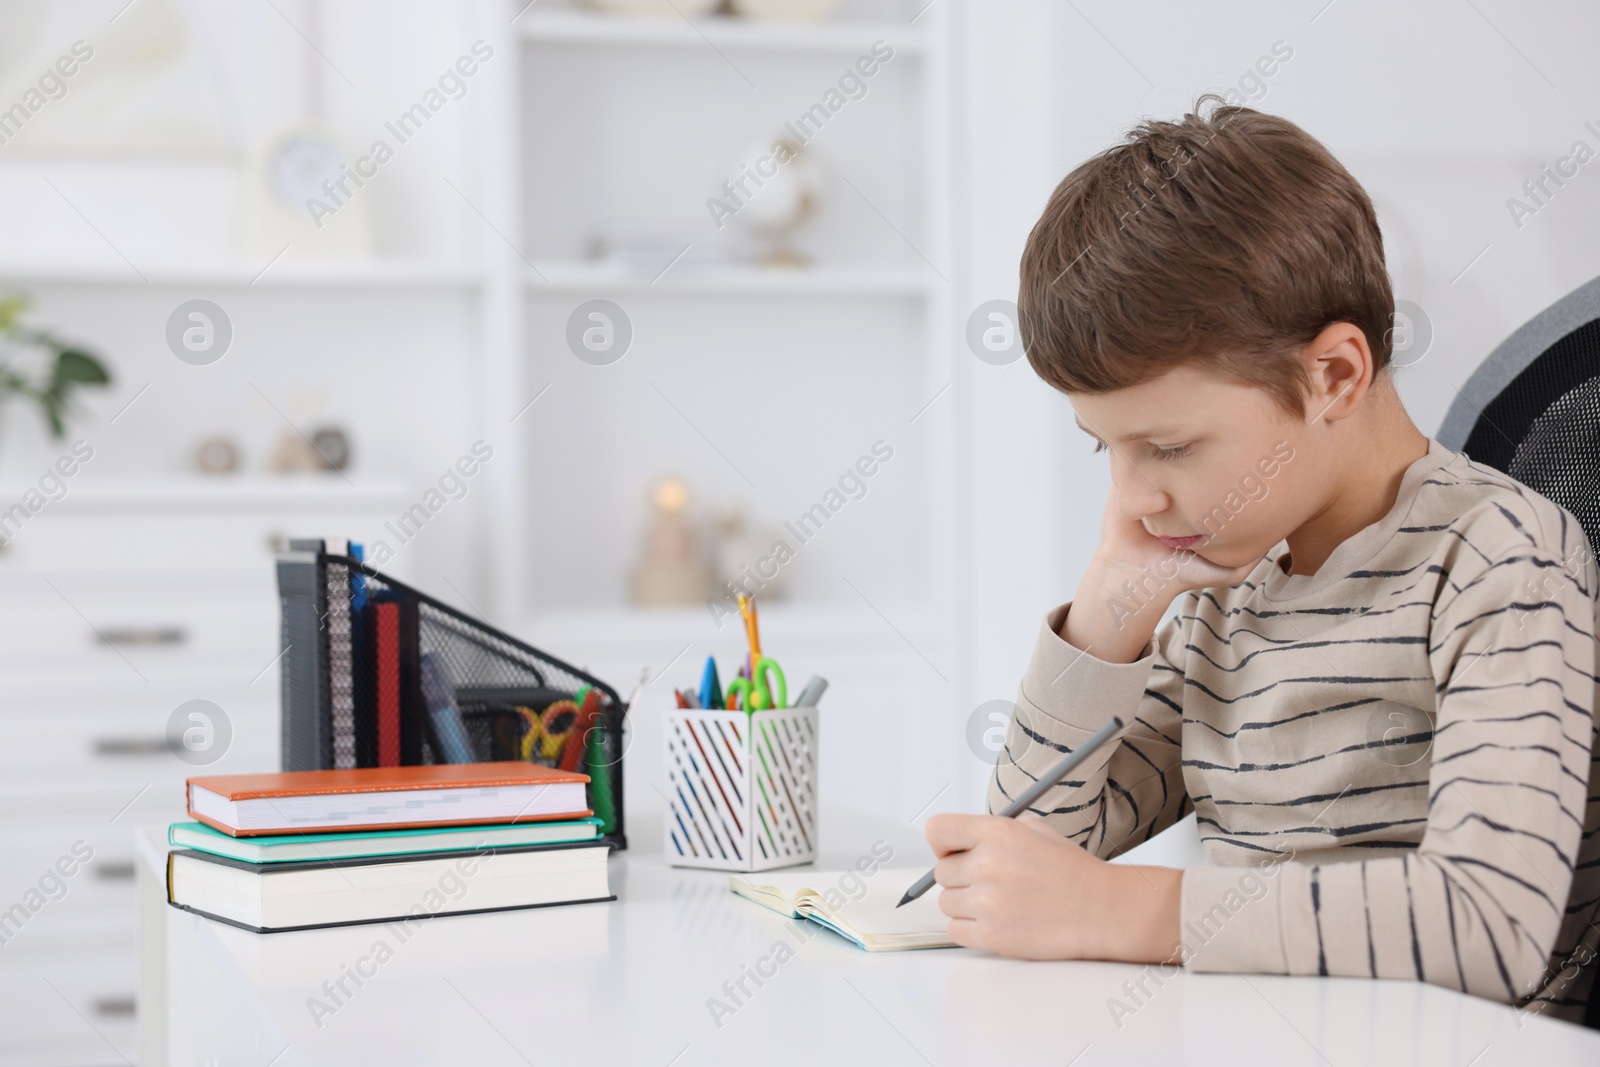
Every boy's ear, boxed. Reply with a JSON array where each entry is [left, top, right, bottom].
[[1303, 321, 1373, 423]]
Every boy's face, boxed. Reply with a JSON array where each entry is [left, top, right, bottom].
[[1068, 364, 1311, 569]]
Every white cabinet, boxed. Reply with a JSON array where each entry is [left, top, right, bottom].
[[0, 480, 409, 1067]]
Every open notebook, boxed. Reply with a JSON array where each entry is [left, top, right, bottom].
[[729, 867, 957, 951]]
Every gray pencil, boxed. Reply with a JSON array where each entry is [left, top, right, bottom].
[[895, 715, 1125, 907]]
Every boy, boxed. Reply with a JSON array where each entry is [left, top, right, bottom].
[[924, 94, 1600, 1026]]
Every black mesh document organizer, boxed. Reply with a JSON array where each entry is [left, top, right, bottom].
[[275, 540, 628, 850]]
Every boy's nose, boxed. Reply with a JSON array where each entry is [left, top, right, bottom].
[[1111, 460, 1170, 521]]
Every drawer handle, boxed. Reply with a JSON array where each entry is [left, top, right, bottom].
[[93, 736, 168, 757], [92, 996, 136, 1018], [93, 861, 136, 881], [96, 627, 186, 647]]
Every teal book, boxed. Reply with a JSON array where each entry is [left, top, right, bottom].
[[168, 817, 603, 864]]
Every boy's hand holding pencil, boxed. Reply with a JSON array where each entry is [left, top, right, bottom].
[[922, 808, 1183, 964]]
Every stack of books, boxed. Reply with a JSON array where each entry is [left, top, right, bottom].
[[165, 762, 615, 933]]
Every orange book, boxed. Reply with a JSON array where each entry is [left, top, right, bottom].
[[187, 762, 593, 837]]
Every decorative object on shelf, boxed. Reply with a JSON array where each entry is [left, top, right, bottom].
[[239, 122, 375, 260], [580, 0, 719, 16], [263, 425, 351, 474], [265, 429, 327, 474], [0, 0, 233, 159], [730, 0, 841, 21], [586, 222, 731, 274], [710, 506, 794, 602], [630, 477, 713, 605], [730, 134, 821, 266], [310, 425, 352, 471], [0, 294, 111, 445], [192, 434, 242, 474], [237, 0, 371, 259]]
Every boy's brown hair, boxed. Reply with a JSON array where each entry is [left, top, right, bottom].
[[1018, 93, 1393, 421]]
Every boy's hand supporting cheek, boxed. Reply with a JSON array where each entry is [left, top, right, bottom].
[[924, 811, 1183, 964]]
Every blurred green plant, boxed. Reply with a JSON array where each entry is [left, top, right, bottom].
[[0, 294, 111, 438]]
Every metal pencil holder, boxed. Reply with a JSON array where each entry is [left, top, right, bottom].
[[663, 705, 818, 872]]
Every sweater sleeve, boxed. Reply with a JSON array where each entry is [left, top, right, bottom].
[[985, 596, 1196, 858], [1179, 538, 1599, 1005]]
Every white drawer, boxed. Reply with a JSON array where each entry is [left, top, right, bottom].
[[0, 702, 278, 777], [0, 948, 138, 1065], [0, 671, 279, 711], [0, 776, 190, 822], [0, 818, 146, 971], [0, 583, 277, 678]]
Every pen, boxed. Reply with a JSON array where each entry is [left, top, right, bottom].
[[895, 715, 1125, 908], [621, 666, 649, 721]]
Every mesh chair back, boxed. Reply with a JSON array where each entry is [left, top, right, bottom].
[[1438, 274, 1600, 560]]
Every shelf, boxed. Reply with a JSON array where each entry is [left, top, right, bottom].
[[0, 475, 416, 515], [525, 260, 936, 297], [513, 601, 948, 651], [518, 10, 927, 54], [0, 261, 483, 291]]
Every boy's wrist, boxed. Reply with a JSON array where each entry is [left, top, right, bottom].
[[1100, 864, 1184, 965], [1062, 561, 1167, 663]]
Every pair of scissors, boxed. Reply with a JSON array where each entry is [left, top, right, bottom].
[[724, 655, 786, 712], [535, 699, 579, 761], [514, 706, 542, 762]]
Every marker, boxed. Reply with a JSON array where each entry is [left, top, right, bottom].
[[895, 715, 1125, 908], [699, 655, 723, 711], [793, 675, 828, 708]]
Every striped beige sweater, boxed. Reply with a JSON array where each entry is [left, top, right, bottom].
[[988, 436, 1600, 1024]]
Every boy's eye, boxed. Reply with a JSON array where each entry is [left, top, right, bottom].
[[1088, 439, 1190, 461]]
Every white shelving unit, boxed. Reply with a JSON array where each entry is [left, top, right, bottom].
[[476, 0, 961, 829], [0, 3, 967, 781], [485, 0, 956, 615]]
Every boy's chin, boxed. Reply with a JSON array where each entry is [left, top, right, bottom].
[[1191, 541, 1262, 570]]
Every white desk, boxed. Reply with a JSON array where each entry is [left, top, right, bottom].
[[138, 809, 1600, 1066]]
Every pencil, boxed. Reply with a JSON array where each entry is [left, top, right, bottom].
[[895, 715, 1125, 907]]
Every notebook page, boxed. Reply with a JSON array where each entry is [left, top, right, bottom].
[[728, 872, 826, 916], [820, 868, 951, 941], [731, 868, 955, 949]]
